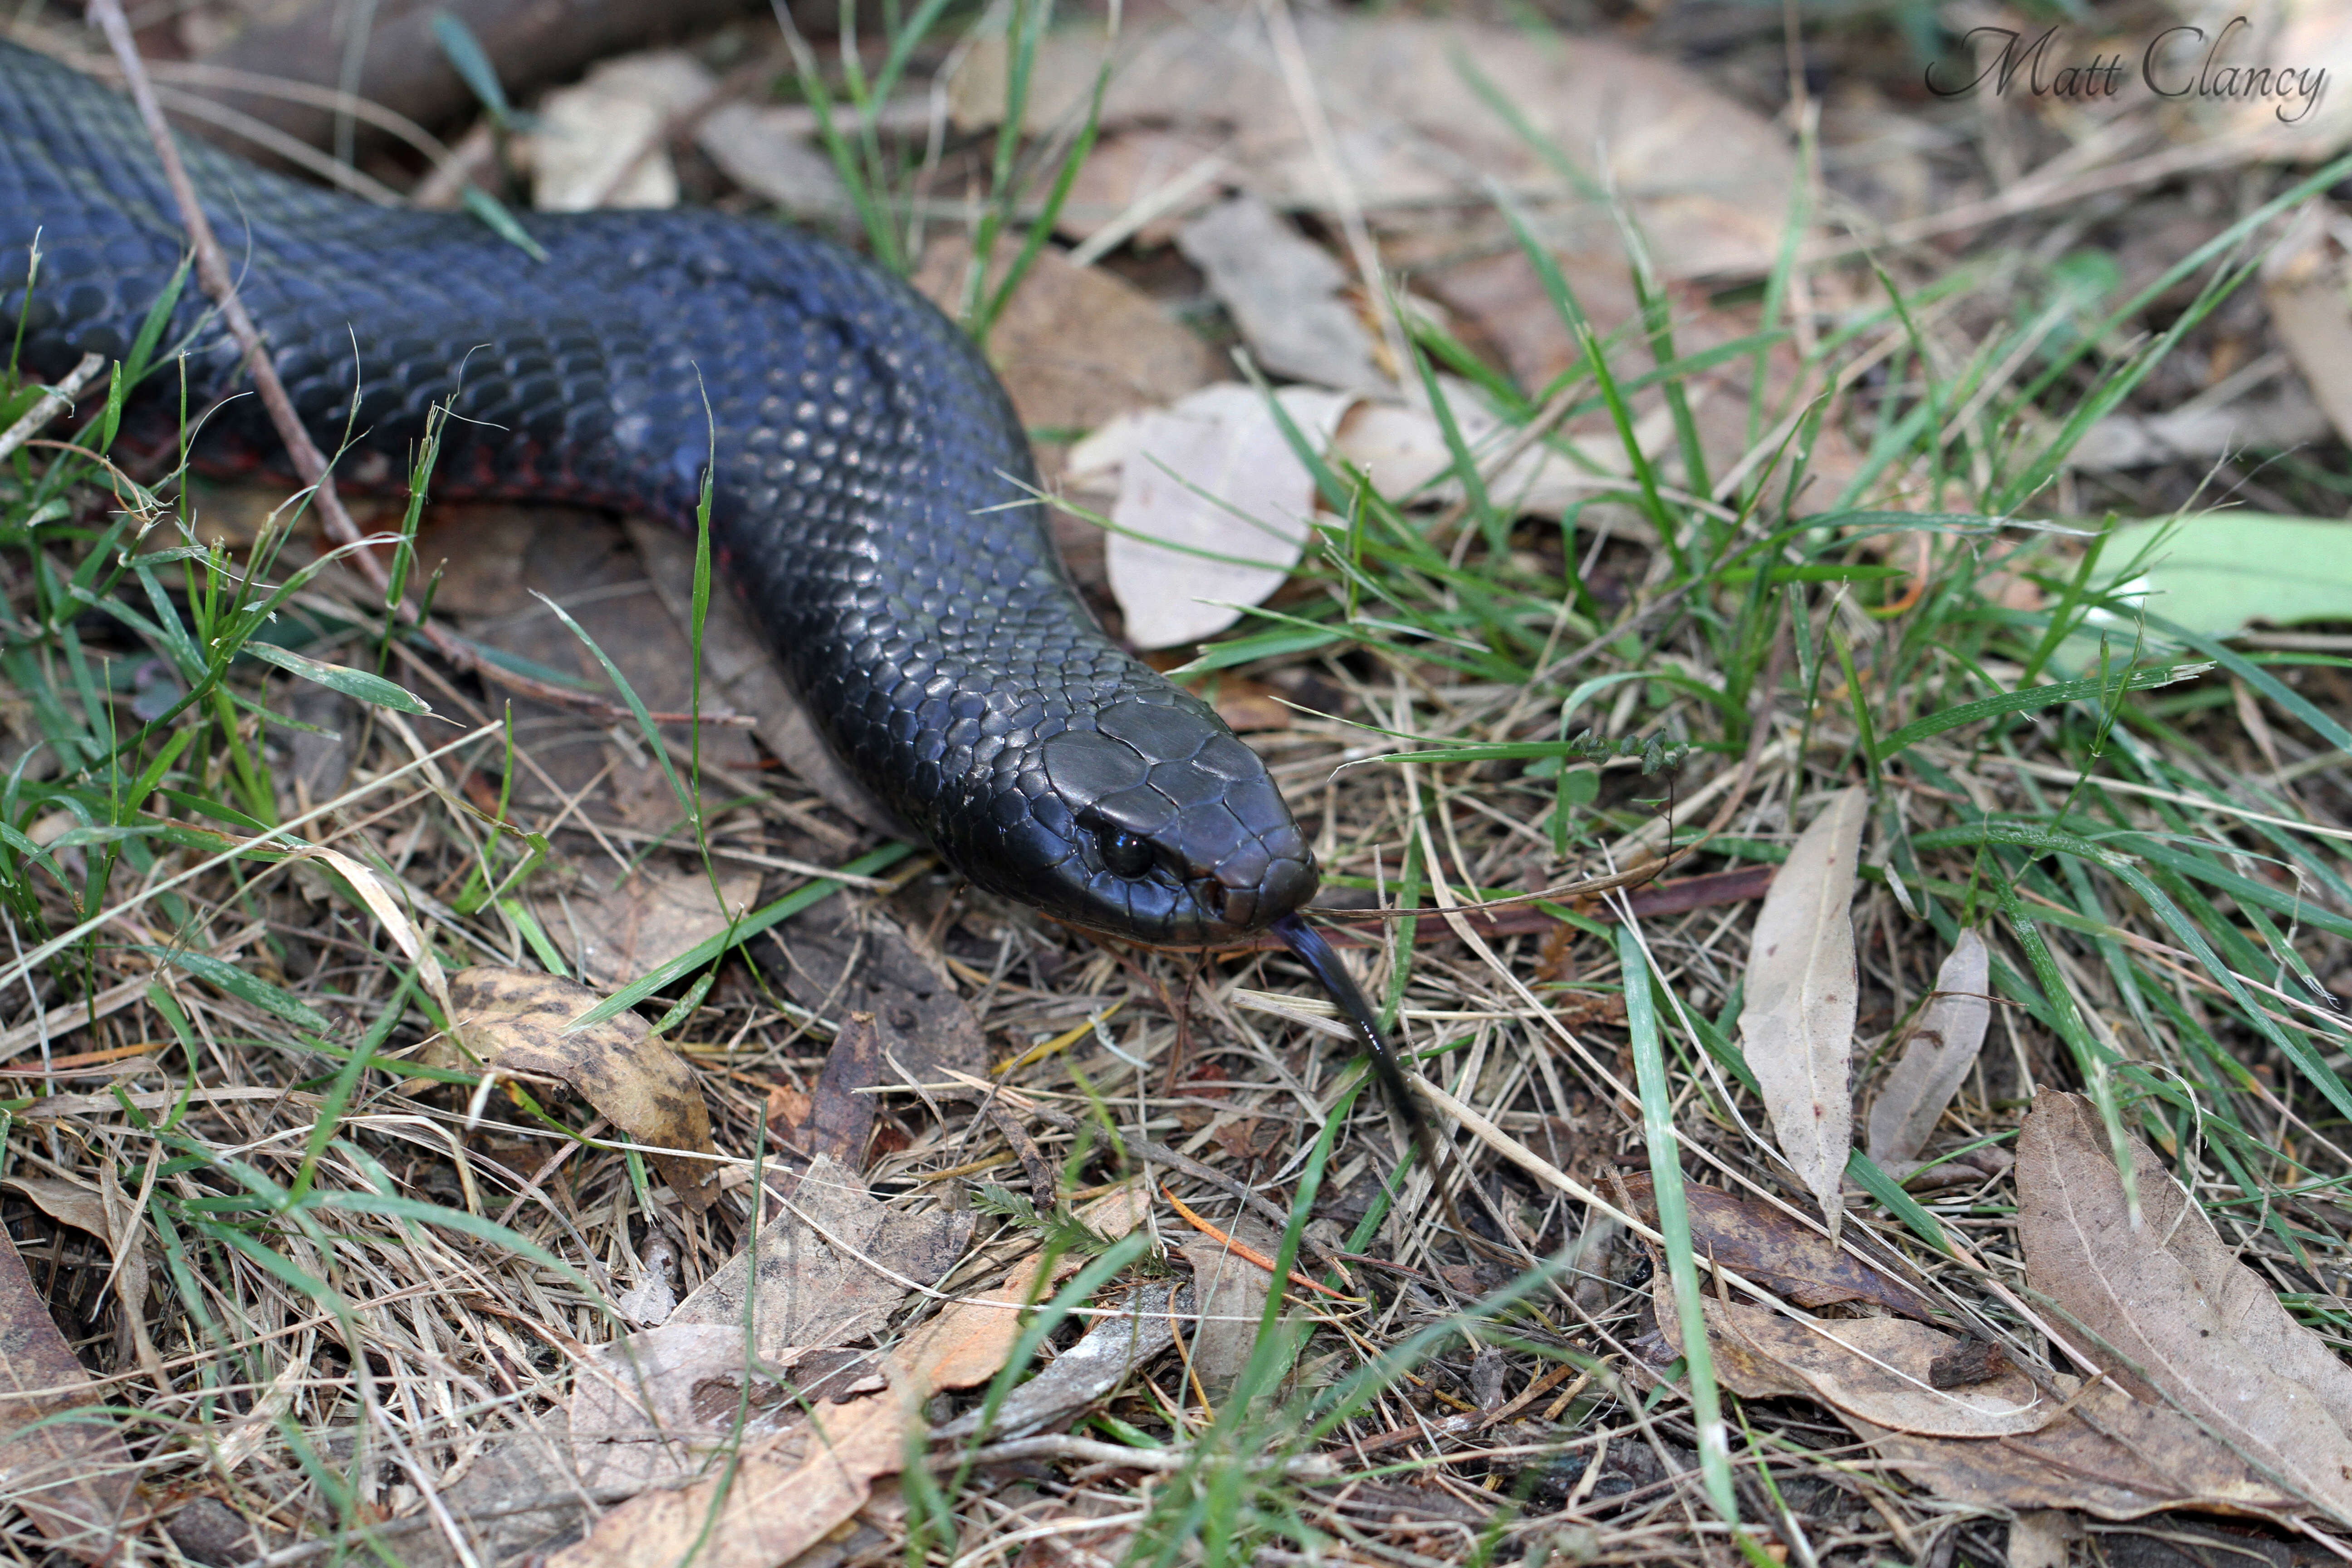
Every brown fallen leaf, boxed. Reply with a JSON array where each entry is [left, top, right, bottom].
[[696, 102, 849, 216], [670, 1153, 974, 1362], [2018, 1090, 2352, 1520], [570, 1324, 889, 1494], [549, 1376, 911, 1568], [1739, 786, 1868, 1239], [429, 506, 764, 832], [950, 15, 1796, 278], [2003, 1509, 2080, 1568], [625, 518, 899, 836], [1178, 1218, 1282, 1399], [1853, 1378, 2303, 1522], [911, 239, 1222, 431], [1092, 382, 1354, 649], [522, 50, 711, 210], [532, 862, 760, 990], [1617, 1173, 1940, 1323], [764, 902, 987, 1094], [4, 1169, 164, 1384], [1053, 127, 1224, 250], [1865, 927, 1993, 1172], [1176, 194, 1385, 395], [442, 967, 722, 1210], [0, 1226, 135, 1563], [1654, 1282, 2052, 1439], [788, 1010, 884, 1167], [555, 1189, 1142, 1568], [932, 1281, 1187, 1442]]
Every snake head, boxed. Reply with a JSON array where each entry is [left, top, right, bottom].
[[978, 696, 1315, 946]]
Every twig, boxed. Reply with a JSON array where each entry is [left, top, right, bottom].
[[0, 353, 104, 463], [938, 1433, 1338, 1477], [82, 3, 726, 729]]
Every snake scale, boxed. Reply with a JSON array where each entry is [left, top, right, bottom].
[[0, 39, 1440, 1145]]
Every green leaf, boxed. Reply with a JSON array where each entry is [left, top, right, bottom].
[[2097, 514, 2352, 637], [128, 945, 329, 1032], [458, 186, 549, 264], [242, 642, 431, 715], [1874, 662, 2211, 761]]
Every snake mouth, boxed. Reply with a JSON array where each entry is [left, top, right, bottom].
[[1206, 851, 1318, 936]]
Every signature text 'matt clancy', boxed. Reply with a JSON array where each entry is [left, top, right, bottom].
[[1926, 18, 2328, 124]]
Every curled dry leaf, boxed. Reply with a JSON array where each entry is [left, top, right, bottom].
[[1855, 1378, 2303, 1522], [444, 967, 722, 1210], [1739, 786, 1868, 1238], [1866, 927, 1992, 1172], [932, 1282, 1189, 1442], [1177, 1217, 1282, 1398], [2018, 1090, 2352, 1521], [1617, 1173, 1940, 1323]]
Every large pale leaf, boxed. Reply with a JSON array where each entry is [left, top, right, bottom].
[[1865, 928, 1992, 1171], [2018, 1091, 2352, 1521], [1739, 786, 1867, 1237]]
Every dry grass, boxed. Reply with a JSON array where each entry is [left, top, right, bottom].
[[10, 4, 2352, 1566]]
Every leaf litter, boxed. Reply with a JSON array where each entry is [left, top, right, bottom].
[[1738, 785, 1868, 1240], [15, 1, 2352, 1563]]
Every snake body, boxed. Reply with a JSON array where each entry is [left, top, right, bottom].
[[0, 39, 1318, 947]]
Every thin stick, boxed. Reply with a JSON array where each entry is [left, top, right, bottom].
[[80, 4, 720, 728]]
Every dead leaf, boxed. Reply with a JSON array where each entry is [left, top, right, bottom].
[[1655, 1283, 2052, 1438], [2004, 1510, 2080, 1568], [533, 862, 760, 990], [795, 1011, 883, 1167], [931, 1282, 1186, 1441], [1854, 1378, 2303, 1522], [1617, 1173, 1940, 1323], [1095, 382, 1354, 649], [0, 1227, 134, 1563], [431, 507, 764, 832], [1054, 128, 1225, 249], [696, 103, 848, 214], [897, 1183, 1150, 1395], [765, 903, 987, 1094], [951, 14, 1796, 278], [1865, 928, 1993, 1172], [549, 1378, 911, 1568], [670, 1154, 974, 1361], [524, 51, 712, 211], [445, 967, 722, 1210], [1738, 786, 1868, 1238], [2018, 1090, 2352, 1519], [1178, 1220, 1280, 1398], [1176, 194, 1385, 395], [4, 1171, 164, 1385], [2264, 212, 2352, 451], [556, 1194, 1138, 1568], [911, 239, 1222, 430], [571, 1323, 800, 1492]]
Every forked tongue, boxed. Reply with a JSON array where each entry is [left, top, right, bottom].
[[1272, 912, 1471, 1244]]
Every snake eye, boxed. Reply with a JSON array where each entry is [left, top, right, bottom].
[[1097, 828, 1154, 877]]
